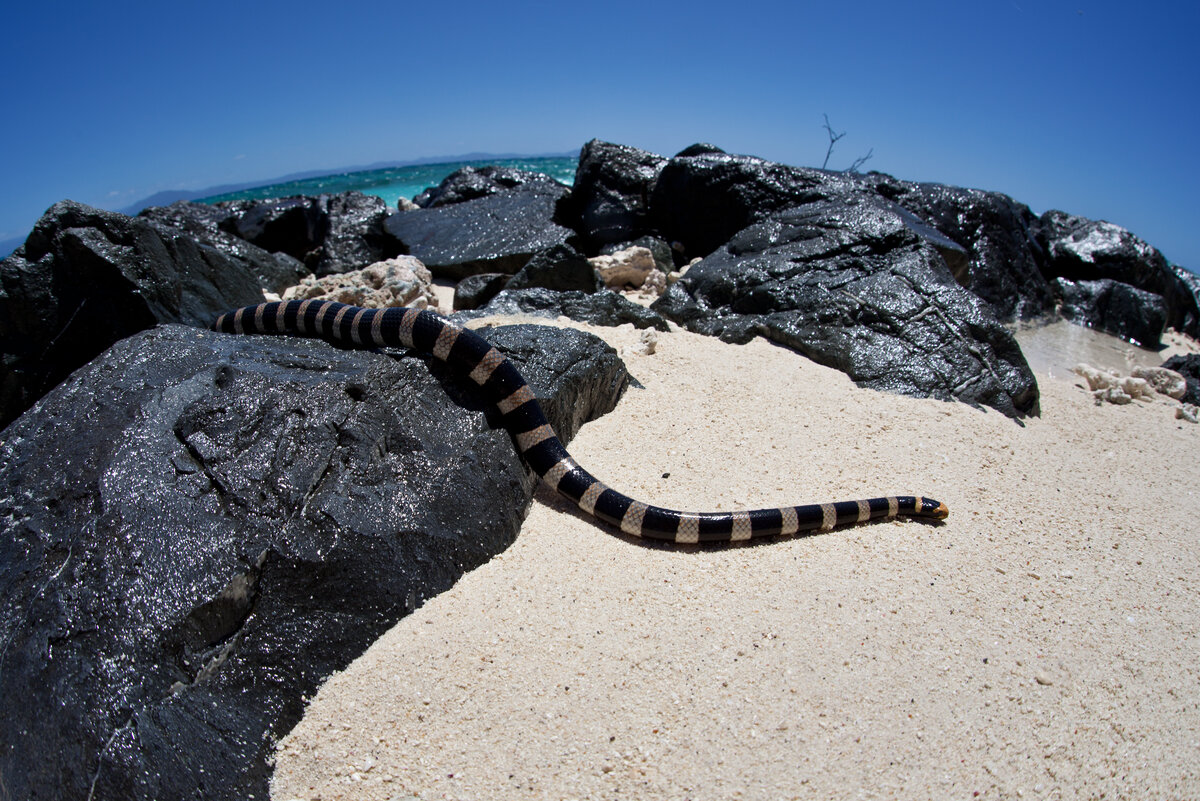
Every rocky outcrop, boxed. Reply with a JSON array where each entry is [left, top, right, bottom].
[[0, 201, 269, 429], [506, 243, 601, 293], [281, 256, 439, 309], [464, 287, 671, 331], [1053, 277, 1167, 347], [652, 197, 1039, 418], [1038, 210, 1200, 339], [413, 165, 564, 208], [452, 272, 511, 311], [138, 201, 307, 293], [383, 182, 575, 279], [568, 140, 667, 251], [871, 178, 1055, 321], [217, 192, 403, 276], [648, 151, 874, 261], [0, 322, 629, 801]]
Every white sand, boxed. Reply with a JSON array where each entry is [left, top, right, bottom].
[[271, 316, 1200, 800]]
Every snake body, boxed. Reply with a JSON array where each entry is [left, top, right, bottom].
[[213, 300, 948, 543]]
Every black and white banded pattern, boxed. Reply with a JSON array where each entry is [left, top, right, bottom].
[[213, 300, 949, 543]]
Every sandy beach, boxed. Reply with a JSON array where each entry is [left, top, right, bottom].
[[270, 313, 1200, 800]]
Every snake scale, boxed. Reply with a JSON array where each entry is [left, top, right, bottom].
[[213, 300, 948, 543]]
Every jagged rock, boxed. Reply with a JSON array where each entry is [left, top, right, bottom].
[[590, 246, 658, 289], [139, 201, 307, 293], [1171, 265, 1200, 331], [648, 150, 876, 261], [383, 182, 574, 279], [568, 139, 667, 251], [462, 287, 670, 331], [318, 192, 404, 276], [0, 322, 629, 801], [1039, 210, 1200, 338], [1162, 354, 1200, 405], [0, 201, 269, 429], [506, 243, 601, 293], [652, 197, 1039, 418], [871, 177, 1055, 321], [397, 195, 421, 212], [413, 165, 564, 208], [218, 192, 402, 276], [281, 256, 439, 309], [1053, 276, 1167, 347], [222, 196, 322, 258], [674, 143, 726, 158], [452, 272, 510, 311]]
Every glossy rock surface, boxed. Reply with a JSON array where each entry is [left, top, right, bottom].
[[0, 322, 628, 801]]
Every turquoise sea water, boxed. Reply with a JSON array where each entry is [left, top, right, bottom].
[[198, 156, 578, 208]]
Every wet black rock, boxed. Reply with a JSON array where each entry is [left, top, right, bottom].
[[1161, 354, 1200, 405], [568, 139, 667, 251], [464, 287, 671, 331], [413, 165, 564, 208], [0, 201, 270, 429], [648, 150, 875, 262], [506, 243, 601, 294], [383, 182, 574, 279], [674, 143, 726, 158], [870, 177, 1055, 321], [0, 322, 628, 801], [652, 197, 1039, 418], [1053, 277, 1167, 347], [217, 192, 403, 276], [452, 272, 511, 311], [1038, 210, 1200, 338], [317, 192, 405, 275], [139, 201, 308, 293]]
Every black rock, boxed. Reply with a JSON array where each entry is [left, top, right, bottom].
[[138, 201, 308, 293], [1162, 353, 1200, 405], [568, 139, 668, 251], [1053, 277, 1167, 347], [217, 192, 402, 276], [413, 165, 564, 208], [1039, 210, 1200, 338], [452, 272, 511, 311], [674, 143, 726, 158], [317, 192, 405, 275], [463, 287, 671, 331], [648, 150, 875, 261], [506, 243, 601, 294], [383, 182, 574, 279], [0, 322, 628, 801], [223, 195, 324, 259], [0, 201, 270, 429], [652, 197, 1040, 418], [871, 177, 1056, 321]]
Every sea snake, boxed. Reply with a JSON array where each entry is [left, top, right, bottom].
[[212, 300, 949, 543]]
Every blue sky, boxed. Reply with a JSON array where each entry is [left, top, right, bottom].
[[2, 0, 1196, 269]]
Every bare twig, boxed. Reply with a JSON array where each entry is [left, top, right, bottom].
[[821, 113, 845, 170], [847, 148, 874, 173], [821, 114, 874, 173]]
